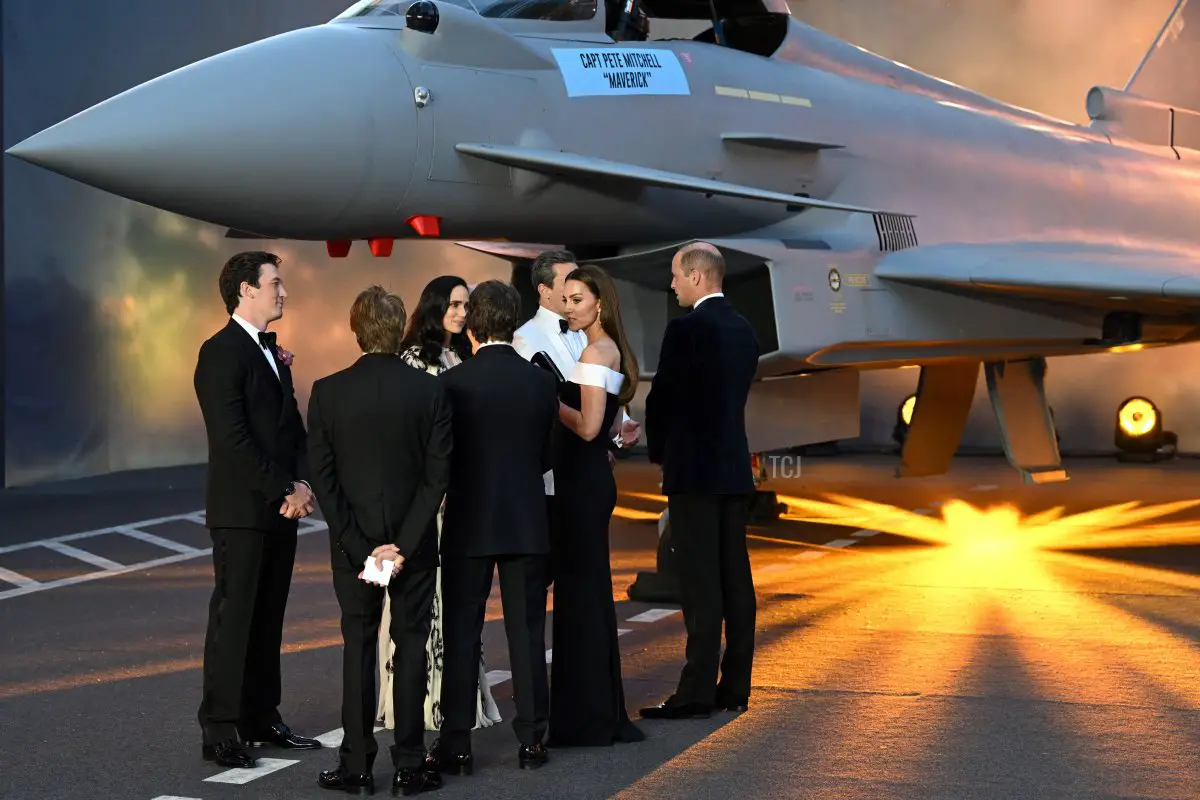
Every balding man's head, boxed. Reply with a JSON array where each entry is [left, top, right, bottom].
[[670, 241, 725, 308]]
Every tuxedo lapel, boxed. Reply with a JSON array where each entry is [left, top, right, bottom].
[[275, 355, 295, 433], [275, 349, 292, 396]]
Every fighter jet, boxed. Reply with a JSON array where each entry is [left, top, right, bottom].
[[8, 0, 1200, 484]]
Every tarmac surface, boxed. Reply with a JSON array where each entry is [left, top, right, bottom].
[[2, 453, 1199, 799]]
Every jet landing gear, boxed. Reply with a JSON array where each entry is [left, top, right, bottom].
[[627, 453, 783, 604]]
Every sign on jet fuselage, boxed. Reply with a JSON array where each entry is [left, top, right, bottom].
[[552, 48, 690, 97]]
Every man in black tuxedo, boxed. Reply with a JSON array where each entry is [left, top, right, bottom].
[[640, 241, 761, 720], [193, 251, 322, 768], [426, 280, 558, 774], [306, 285, 451, 796]]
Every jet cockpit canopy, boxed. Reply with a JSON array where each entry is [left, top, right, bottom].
[[335, 0, 790, 56], [636, 0, 789, 18], [612, 0, 790, 56]]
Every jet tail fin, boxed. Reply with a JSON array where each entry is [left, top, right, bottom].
[[1124, 0, 1200, 110]]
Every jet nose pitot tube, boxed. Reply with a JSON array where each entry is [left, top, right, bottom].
[[6, 24, 415, 240]]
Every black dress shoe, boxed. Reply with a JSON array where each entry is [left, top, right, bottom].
[[638, 701, 713, 720], [716, 700, 749, 712], [318, 765, 375, 795], [518, 742, 548, 770], [423, 740, 472, 776], [202, 739, 256, 768], [392, 767, 442, 796], [246, 722, 322, 750]]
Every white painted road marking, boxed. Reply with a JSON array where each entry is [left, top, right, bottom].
[[315, 728, 346, 749], [119, 526, 205, 554], [791, 551, 825, 561], [152, 796, 203, 800], [0, 564, 39, 588], [0, 551, 218, 600], [313, 726, 384, 749], [0, 512, 328, 601], [483, 608, 679, 689], [486, 669, 513, 687], [203, 757, 299, 784], [42, 541, 125, 571], [852, 529, 880, 537], [972, 484, 998, 491], [826, 539, 859, 548], [0, 510, 210, 554]]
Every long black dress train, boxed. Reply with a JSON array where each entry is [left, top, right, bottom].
[[547, 360, 645, 747]]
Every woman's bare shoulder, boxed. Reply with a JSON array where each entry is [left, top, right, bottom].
[[580, 338, 620, 370]]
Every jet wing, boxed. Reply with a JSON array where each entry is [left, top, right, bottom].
[[224, 229, 278, 239], [454, 241, 564, 260], [875, 241, 1200, 308], [455, 143, 906, 217]]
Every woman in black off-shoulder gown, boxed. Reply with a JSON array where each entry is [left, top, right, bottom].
[[545, 265, 645, 748]]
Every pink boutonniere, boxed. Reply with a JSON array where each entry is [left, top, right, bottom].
[[276, 346, 295, 367]]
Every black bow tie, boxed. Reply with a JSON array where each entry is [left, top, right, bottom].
[[559, 319, 569, 334], [258, 331, 277, 350]]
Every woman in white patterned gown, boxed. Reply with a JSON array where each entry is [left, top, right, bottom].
[[376, 275, 501, 732]]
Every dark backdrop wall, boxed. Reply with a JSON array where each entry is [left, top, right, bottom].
[[4, 0, 1199, 487]]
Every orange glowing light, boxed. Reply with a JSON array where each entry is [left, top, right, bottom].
[[612, 506, 662, 521], [777, 493, 1200, 553], [1118, 397, 1157, 436], [608, 484, 1200, 776]]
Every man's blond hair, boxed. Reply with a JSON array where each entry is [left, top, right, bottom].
[[350, 285, 407, 354]]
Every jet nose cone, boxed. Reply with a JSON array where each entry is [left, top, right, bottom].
[[6, 24, 414, 238]]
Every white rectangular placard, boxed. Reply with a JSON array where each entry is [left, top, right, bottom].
[[551, 48, 691, 97]]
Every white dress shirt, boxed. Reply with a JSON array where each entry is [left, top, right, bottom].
[[231, 313, 279, 380], [693, 291, 724, 309], [512, 306, 584, 377]]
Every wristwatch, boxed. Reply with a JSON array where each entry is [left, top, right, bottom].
[[284, 481, 297, 497]]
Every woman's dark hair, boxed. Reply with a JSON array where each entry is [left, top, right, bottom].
[[565, 264, 639, 407], [399, 275, 472, 366]]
